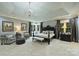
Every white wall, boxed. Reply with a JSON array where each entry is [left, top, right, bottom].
[[0, 17, 29, 35], [60, 20, 69, 23], [43, 20, 56, 27]]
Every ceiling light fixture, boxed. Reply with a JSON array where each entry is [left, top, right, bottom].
[[28, 2, 32, 17]]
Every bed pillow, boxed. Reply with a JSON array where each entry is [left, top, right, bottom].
[[45, 31, 48, 34], [50, 31, 54, 34], [42, 31, 46, 34], [42, 31, 48, 34]]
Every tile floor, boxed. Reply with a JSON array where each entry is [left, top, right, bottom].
[[0, 37, 79, 56]]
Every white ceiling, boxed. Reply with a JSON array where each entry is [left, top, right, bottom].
[[0, 2, 79, 22]]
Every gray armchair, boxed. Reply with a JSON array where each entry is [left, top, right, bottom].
[[23, 32, 30, 39]]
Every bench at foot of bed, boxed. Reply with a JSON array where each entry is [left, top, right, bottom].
[[32, 37, 44, 44]]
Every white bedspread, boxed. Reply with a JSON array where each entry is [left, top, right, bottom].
[[34, 33, 55, 38]]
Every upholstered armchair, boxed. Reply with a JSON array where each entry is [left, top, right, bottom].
[[15, 32, 25, 45]]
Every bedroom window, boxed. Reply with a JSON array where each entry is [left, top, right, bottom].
[[32, 25, 35, 31]]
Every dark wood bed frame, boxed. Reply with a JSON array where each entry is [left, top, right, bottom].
[[42, 25, 56, 44]]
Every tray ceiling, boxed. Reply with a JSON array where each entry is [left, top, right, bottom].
[[0, 2, 79, 22]]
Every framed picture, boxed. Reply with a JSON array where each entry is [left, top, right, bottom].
[[21, 23, 27, 31], [2, 21, 14, 32]]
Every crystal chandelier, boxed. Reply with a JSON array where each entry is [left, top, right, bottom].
[[28, 2, 32, 17]]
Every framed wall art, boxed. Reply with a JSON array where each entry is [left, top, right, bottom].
[[2, 21, 14, 32], [21, 23, 27, 31]]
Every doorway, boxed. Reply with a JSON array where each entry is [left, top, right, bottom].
[[31, 22, 40, 36]]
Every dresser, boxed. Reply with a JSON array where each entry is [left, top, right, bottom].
[[60, 33, 72, 42]]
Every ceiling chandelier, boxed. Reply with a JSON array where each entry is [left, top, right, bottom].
[[28, 2, 32, 17]]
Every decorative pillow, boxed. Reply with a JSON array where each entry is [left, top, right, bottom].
[[42, 31, 46, 34], [6, 35, 14, 38], [50, 31, 54, 34], [45, 31, 48, 34]]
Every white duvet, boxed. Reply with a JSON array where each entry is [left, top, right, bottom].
[[34, 33, 55, 38]]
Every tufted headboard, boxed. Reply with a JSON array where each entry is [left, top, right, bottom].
[[42, 25, 55, 31], [42, 25, 56, 38]]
